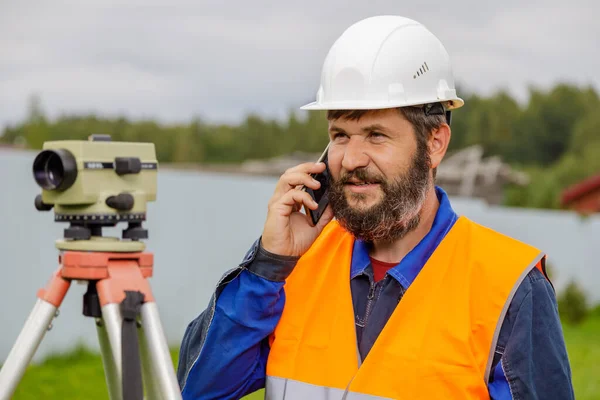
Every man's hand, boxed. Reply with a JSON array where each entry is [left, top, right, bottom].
[[261, 162, 335, 257]]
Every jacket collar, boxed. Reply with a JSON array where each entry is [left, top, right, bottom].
[[349, 186, 458, 288]]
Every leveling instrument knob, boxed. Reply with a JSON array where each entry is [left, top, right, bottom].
[[34, 194, 53, 211], [106, 193, 135, 211]]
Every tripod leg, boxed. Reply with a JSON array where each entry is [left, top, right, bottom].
[[0, 269, 69, 400], [96, 316, 122, 400], [98, 303, 124, 391], [139, 302, 182, 400], [139, 322, 162, 400]]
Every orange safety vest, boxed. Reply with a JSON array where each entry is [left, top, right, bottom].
[[266, 216, 546, 399]]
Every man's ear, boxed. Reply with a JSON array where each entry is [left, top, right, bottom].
[[429, 123, 451, 169]]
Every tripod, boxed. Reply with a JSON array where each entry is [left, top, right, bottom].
[[0, 222, 183, 400]]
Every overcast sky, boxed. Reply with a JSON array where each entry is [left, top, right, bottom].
[[1, 0, 598, 131]]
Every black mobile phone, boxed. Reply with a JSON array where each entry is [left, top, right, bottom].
[[304, 145, 330, 226]]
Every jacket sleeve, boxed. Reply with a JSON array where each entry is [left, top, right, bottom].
[[488, 267, 575, 400], [177, 238, 299, 400]]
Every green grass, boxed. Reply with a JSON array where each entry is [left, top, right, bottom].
[[561, 316, 600, 399], [5, 317, 599, 399]]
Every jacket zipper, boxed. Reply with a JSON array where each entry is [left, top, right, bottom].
[[363, 280, 378, 324]]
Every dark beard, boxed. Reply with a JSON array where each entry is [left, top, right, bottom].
[[328, 141, 431, 243]]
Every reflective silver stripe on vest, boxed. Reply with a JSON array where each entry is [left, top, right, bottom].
[[483, 251, 546, 381], [266, 376, 391, 400]]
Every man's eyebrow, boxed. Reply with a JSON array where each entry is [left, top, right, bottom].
[[361, 124, 393, 134], [328, 123, 393, 135], [328, 125, 346, 134]]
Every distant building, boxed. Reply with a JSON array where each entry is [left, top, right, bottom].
[[560, 174, 600, 214], [434, 145, 529, 205], [0, 143, 21, 149], [0, 140, 27, 150]]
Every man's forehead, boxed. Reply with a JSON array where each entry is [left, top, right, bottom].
[[327, 108, 408, 131]]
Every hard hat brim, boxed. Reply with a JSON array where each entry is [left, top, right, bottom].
[[299, 97, 464, 111]]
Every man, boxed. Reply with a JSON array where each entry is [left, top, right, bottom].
[[177, 16, 574, 399]]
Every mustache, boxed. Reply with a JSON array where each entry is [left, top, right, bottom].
[[338, 168, 385, 185]]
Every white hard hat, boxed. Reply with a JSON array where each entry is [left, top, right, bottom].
[[301, 16, 464, 111]]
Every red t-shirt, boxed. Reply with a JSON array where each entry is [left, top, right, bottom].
[[369, 257, 398, 282]]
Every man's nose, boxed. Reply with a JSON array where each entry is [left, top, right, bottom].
[[341, 137, 370, 172]]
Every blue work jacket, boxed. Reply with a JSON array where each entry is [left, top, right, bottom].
[[177, 186, 574, 400]]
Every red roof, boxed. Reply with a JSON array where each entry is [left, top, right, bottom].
[[561, 173, 600, 205]]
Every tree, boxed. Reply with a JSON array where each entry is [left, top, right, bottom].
[[26, 93, 46, 124], [558, 280, 589, 325], [512, 84, 596, 166], [568, 109, 600, 156]]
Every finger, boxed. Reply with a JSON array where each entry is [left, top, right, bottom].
[[273, 169, 324, 198], [275, 189, 318, 216], [284, 161, 327, 176]]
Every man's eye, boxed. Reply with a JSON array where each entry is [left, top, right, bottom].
[[370, 132, 385, 138], [333, 133, 348, 140]]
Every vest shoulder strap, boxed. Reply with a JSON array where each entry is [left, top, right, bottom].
[[460, 216, 549, 279]]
